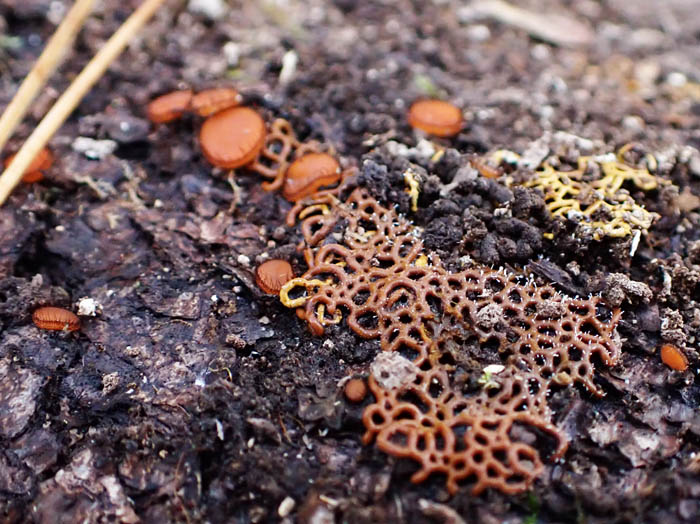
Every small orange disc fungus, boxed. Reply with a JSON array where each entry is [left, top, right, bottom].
[[407, 99, 463, 137], [660, 344, 688, 371], [4, 147, 54, 183], [191, 88, 242, 117], [32, 307, 80, 331], [255, 259, 294, 295], [199, 107, 266, 169], [282, 153, 341, 202], [344, 378, 367, 403], [472, 157, 502, 179], [147, 90, 194, 123]]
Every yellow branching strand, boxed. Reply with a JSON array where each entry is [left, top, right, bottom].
[[316, 304, 343, 326], [415, 254, 429, 267], [518, 146, 668, 239], [298, 203, 331, 220], [403, 169, 421, 212], [280, 278, 328, 308]]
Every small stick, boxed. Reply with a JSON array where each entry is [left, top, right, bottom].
[[0, 0, 169, 206], [0, 0, 97, 153]]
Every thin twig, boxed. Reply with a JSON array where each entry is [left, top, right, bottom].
[[0, 0, 169, 206], [0, 0, 96, 153]]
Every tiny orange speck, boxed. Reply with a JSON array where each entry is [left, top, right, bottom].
[[344, 378, 368, 403], [660, 344, 688, 371]]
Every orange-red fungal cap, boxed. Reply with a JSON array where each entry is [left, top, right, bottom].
[[20, 170, 44, 183], [147, 90, 193, 124], [661, 344, 688, 371], [32, 306, 80, 331], [4, 147, 54, 183], [408, 99, 463, 137], [344, 378, 368, 403], [472, 157, 502, 179], [282, 153, 341, 202], [191, 88, 242, 117], [255, 259, 295, 294], [199, 106, 266, 169]]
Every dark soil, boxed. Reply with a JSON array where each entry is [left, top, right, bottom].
[[1, 1, 700, 523]]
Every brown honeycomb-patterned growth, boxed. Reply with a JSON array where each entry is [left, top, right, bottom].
[[363, 366, 566, 495], [249, 119, 350, 197], [248, 119, 303, 191], [280, 186, 622, 495]]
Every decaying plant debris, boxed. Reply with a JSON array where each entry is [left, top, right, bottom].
[[1, 1, 700, 523]]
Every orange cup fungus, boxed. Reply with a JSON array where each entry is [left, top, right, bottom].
[[660, 344, 688, 371], [255, 259, 295, 295], [472, 157, 502, 179], [344, 378, 368, 403], [199, 107, 266, 169], [191, 88, 242, 117], [408, 99, 463, 137], [146, 90, 193, 124], [3, 147, 54, 183], [32, 306, 80, 331], [282, 153, 341, 202]]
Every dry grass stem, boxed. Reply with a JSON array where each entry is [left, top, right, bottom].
[[0, 0, 96, 152], [0, 0, 169, 206]]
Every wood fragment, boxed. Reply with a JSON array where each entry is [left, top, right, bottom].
[[467, 0, 593, 47]]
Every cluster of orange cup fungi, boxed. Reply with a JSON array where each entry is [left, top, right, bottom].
[[147, 88, 243, 123], [3, 146, 54, 183], [147, 87, 347, 202], [278, 185, 622, 495], [32, 306, 80, 332]]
